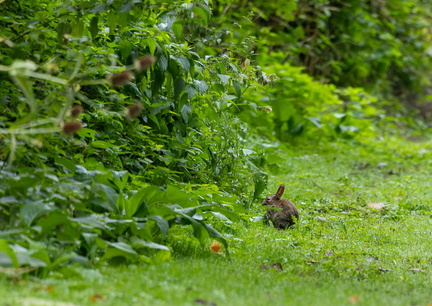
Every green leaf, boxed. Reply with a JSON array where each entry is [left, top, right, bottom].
[[149, 215, 169, 236], [174, 78, 186, 99], [106, 241, 137, 254], [0, 240, 19, 267], [38, 210, 68, 236], [180, 104, 192, 123], [118, 3, 133, 13], [116, 192, 128, 214], [91, 4, 107, 13], [233, 80, 241, 97], [172, 22, 183, 40], [193, 80, 208, 93], [171, 56, 190, 73], [217, 74, 230, 86], [57, 22, 71, 43], [142, 38, 157, 55], [186, 85, 197, 99], [0, 229, 22, 239], [76, 128, 97, 139], [151, 250, 171, 264], [193, 6, 209, 24], [30, 249, 51, 266], [16, 253, 47, 267], [54, 156, 76, 174], [118, 40, 133, 62], [102, 241, 138, 262], [90, 16, 99, 39], [130, 236, 170, 251], [71, 19, 84, 37], [92, 183, 118, 211], [159, 55, 168, 71], [91, 140, 114, 149], [119, 188, 152, 217], [20, 201, 55, 227], [70, 215, 112, 230]]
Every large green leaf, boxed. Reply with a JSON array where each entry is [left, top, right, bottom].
[[0, 241, 19, 267], [20, 201, 55, 227]]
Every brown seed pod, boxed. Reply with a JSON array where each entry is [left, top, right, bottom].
[[110, 70, 134, 86], [62, 121, 82, 134], [135, 56, 157, 71], [71, 105, 83, 117], [127, 102, 143, 119]]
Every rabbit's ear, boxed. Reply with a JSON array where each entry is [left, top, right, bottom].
[[275, 184, 285, 198]]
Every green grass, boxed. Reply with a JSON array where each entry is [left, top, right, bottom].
[[2, 138, 432, 306]]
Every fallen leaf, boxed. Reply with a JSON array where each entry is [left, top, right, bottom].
[[45, 285, 54, 293], [306, 260, 317, 265], [348, 296, 360, 303], [367, 202, 385, 210], [210, 240, 222, 254], [91, 294, 104, 303]]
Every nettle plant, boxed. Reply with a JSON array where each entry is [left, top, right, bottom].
[[0, 0, 265, 273]]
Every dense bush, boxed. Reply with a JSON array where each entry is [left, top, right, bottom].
[[0, 0, 266, 272], [215, 0, 432, 93]]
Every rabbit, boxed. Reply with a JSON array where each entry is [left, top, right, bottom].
[[262, 184, 299, 229]]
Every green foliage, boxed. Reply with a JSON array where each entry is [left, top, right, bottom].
[[214, 0, 432, 105], [0, 0, 265, 272], [239, 57, 383, 142], [2, 139, 432, 305]]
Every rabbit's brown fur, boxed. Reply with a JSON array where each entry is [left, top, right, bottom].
[[262, 184, 299, 229]]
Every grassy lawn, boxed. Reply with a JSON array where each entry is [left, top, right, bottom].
[[2, 138, 432, 306]]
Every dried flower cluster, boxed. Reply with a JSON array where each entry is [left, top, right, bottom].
[[62, 121, 82, 134], [135, 55, 157, 71], [127, 102, 143, 119], [109, 56, 156, 86], [71, 104, 83, 117], [110, 70, 134, 86]]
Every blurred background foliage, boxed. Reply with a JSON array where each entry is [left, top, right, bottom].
[[0, 0, 431, 273], [214, 0, 432, 139]]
